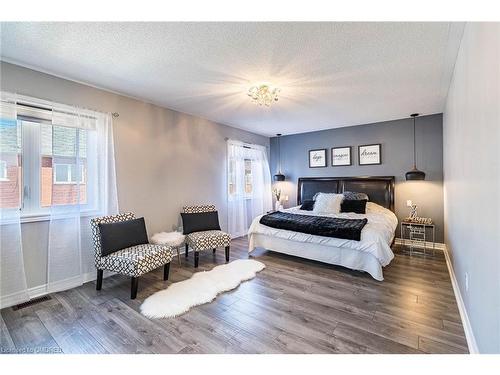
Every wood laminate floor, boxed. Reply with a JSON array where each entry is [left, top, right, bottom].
[[0, 237, 468, 354]]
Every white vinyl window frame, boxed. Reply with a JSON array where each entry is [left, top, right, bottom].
[[0, 160, 7, 181], [18, 119, 96, 223], [53, 163, 85, 185], [243, 158, 254, 197]]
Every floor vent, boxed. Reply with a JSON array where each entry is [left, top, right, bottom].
[[12, 295, 52, 311]]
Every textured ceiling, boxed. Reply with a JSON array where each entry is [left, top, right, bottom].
[[0, 22, 464, 136]]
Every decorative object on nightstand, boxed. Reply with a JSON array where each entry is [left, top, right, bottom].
[[273, 187, 283, 211], [151, 231, 185, 265], [409, 203, 418, 219]]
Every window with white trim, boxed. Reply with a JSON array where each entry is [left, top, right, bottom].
[[53, 163, 86, 184], [244, 159, 253, 195], [0, 160, 7, 181], [0, 116, 92, 214]]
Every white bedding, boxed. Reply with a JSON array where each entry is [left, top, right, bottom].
[[248, 202, 398, 269]]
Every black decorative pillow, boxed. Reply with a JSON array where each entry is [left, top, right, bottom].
[[341, 199, 368, 214], [343, 191, 369, 201], [99, 217, 149, 256], [181, 211, 221, 235], [300, 200, 315, 211]]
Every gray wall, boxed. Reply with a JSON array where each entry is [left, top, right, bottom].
[[270, 114, 444, 242], [443, 23, 500, 353], [0, 62, 269, 288]]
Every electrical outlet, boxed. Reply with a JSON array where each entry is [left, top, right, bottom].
[[465, 272, 469, 292], [407, 200, 413, 207]]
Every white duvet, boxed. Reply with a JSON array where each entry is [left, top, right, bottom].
[[248, 202, 398, 266]]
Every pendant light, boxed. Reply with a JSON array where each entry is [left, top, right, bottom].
[[273, 133, 286, 181], [405, 113, 426, 181]]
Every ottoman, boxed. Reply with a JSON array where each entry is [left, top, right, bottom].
[[151, 231, 185, 265]]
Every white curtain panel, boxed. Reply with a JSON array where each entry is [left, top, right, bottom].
[[227, 140, 272, 238], [0, 93, 29, 307], [47, 106, 118, 293]]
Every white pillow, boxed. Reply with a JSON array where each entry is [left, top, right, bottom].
[[313, 193, 344, 214]]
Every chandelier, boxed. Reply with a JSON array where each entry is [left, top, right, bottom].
[[247, 84, 280, 106]]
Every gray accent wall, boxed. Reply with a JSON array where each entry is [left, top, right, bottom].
[[270, 114, 444, 242], [0, 61, 269, 288], [443, 23, 500, 353]]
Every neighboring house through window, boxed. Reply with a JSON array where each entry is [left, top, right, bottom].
[[0, 116, 89, 212], [53, 163, 86, 184], [244, 159, 253, 195], [228, 158, 254, 198], [0, 160, 7, 181]]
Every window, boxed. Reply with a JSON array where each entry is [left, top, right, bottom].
[[0, 117, 91, 214], [0, 118, 22, 209], [227, 159, 254, 197], [53, 164, 86, 184], [244, 159, 253, 195], [39, 123, 88, 208], [0, 160, 7, 181]]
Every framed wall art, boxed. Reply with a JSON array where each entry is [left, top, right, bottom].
[[308, 149, 327, 168], [358, 144, 381, 165], [331, 146, 352, 166]]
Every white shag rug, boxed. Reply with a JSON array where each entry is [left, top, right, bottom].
[[140, 259, 265, 318]]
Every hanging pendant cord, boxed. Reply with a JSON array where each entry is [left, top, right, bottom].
[[413, 117, 416, 168], [277, 134, 282, 173]]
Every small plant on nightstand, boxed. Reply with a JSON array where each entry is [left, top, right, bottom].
[[273, 188, 282, 211]]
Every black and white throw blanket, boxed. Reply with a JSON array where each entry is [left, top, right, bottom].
[[259, 211, 368, 241]]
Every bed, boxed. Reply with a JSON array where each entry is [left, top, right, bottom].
[[248, 176, 398, 281]]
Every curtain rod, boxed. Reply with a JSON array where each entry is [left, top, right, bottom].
[[225, 137, 269, 149], [1, 93, 119, 118]]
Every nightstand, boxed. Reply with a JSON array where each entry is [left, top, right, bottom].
[[400, 221, 436, 255]]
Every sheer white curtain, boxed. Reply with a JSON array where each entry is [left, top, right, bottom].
[[0, 93, 29, 307], [47, 105, 118, 293], [227, 139, 272, 238]]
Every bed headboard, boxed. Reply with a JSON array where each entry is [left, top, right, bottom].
[[297, 176, 395, 212]]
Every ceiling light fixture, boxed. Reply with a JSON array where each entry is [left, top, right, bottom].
[[248, 84, 280, 106]]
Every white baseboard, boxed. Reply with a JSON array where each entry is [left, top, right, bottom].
[[394, 237, 446, 251], [442, 245, 479, 354], [0, 270, 114, 309]]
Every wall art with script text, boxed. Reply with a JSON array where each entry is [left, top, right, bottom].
[[308, 149, 327, 168], [358, 144, 381, 165], [331, 146, 352, 166]]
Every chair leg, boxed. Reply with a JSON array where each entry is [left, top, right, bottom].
[[194, 251, 199, 268], [185, 243, 189, 258], [163, 263, 170, 280], [213, 248, 216, 254], [177, 248, 181, 265], [96, 269, 103, 290], [131, 277, 139, 299], [225, 246, 230, 262]]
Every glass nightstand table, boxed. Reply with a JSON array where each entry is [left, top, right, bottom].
[[400, 221, 436, 256]]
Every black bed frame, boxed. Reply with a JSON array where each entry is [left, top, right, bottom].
[[297, 176, 395, 212]]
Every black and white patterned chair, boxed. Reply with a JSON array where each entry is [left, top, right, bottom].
[[91, 212, 174, 299], [182, 205, 231, 268]]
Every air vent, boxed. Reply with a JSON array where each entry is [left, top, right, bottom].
[[12, 295, 51, 311]]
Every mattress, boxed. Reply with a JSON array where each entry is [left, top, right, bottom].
[[247, 202, 398, 280]]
